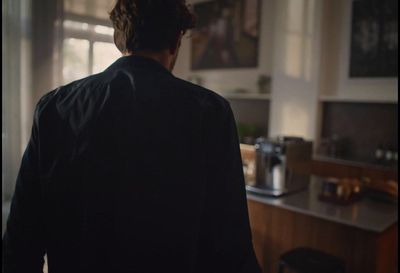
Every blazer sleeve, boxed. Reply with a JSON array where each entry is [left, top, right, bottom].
[[2, 102, 46, 273], [198, 99, 261, 273]]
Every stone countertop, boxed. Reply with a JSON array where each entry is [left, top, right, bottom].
[[246, 176, 398, 233]]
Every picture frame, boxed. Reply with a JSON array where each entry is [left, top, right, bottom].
[[349, 0, 398, 78], [191, 0, 261, 70]]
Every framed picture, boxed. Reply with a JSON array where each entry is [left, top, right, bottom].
[[191, 0, 261, 70], [349, 0, 398, 78]]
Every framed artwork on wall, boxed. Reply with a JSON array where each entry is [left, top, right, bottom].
[[191, 0, 261, 70], [349, 0, 398, 78]]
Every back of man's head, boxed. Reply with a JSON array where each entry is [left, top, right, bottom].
[[109, 0, 196, 54]]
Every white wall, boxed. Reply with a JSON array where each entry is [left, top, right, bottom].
[[268, 0, 322, 141], [174, 0, 398, 143], [175, 0, 323, 141], [174, 0, 275, 94], [2, 0, 32, 233], [20, 0, 33, 151], [3, 0, 23, 202], [174, 0, 324, 141]]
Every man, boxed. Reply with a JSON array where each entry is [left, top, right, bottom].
[[2, 0, 261, 272]]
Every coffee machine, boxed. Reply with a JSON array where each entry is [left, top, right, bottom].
[[246, 136, 313, 197]]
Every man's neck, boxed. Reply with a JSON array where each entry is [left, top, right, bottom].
[[124, 50, 172, 71]]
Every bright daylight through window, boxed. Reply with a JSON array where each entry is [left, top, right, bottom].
[[62, 20, 121, 84]]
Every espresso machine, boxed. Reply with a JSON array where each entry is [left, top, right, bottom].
[[246, 136, 313, 197]]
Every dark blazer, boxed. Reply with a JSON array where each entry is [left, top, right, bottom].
[[2, 56, 261, 273]]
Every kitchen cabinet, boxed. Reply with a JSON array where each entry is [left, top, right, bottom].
[[247, 198, 397, 273], [241, 146, 398, 272], [310, 160, 363, 178]]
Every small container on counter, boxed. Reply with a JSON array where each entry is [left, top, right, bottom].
[[321, 177, 339, 197], [319, 177, 364, 205]]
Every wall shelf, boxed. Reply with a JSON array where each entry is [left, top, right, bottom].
[[220, 93, 271, 100], [319, 95, 398, 104]]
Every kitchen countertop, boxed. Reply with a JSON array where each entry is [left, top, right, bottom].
[[246, 176, 398, 233]]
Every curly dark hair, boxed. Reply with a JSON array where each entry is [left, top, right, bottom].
[[109, 0, 196, 53]]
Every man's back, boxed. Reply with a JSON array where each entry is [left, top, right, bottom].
[[3, 56, 261, 273]]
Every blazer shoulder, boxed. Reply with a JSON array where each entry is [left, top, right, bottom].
[[35, 89, 58, 114], [33, 71, 108, 117], [171, 76, 231, 115]]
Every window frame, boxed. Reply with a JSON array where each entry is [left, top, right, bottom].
[[60, 12, 115, 84]]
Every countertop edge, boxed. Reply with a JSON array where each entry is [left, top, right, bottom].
[[246, 193, 397, 233]]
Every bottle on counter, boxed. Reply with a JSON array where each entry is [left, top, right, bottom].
[[385, 146, 394, 162], [375, 144, 384, 162], [330, 134, 339, 157]]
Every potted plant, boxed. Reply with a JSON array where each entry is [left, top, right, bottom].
[[257, 75, 271, 94]]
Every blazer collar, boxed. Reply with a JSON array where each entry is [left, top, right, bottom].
[[106, 55, 173, 76]]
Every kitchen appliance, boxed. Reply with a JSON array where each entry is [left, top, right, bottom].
[[246, 136, 313, 197]]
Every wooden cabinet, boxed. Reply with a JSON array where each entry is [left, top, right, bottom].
[[310, 160, 363, 178], [309, 160, 398, 200], [243, 147, 398, 272], [247, 199, 398, 273], [310, 159, 397, 181]]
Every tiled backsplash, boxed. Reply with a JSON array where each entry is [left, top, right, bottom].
[[320, 102, 398, 164]]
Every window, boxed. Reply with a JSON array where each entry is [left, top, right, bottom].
[[93, 42, 121, 74], [63, 38, 90, 84], [61, 17, 121, 84]]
